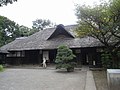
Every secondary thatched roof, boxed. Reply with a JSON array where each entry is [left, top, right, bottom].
[[0, 24, 103, 51]]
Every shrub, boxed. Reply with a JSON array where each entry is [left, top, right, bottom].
[[101, 50, 120, 69], [0, 65, 3, 71], [101, 52, 112, 69], [55, 45, 76, 72]]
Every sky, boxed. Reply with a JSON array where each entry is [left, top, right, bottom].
[[0, 0, 101, 28]]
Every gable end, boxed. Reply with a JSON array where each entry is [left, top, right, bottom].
[[47, 24, 74, 40]]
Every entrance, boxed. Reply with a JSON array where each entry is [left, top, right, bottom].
[[42, 50, 57, 63], [49, 50, 57, 63], [82, 53, 89, 65]]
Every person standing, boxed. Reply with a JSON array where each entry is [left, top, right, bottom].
[[42, 57, 47, 68]]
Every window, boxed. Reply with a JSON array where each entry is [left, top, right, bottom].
[[7, 52, 16, 57], [17, 52, 21, 57], [75, 49, 81, 53], [7, 51, 25, 57], [21, 51, 25, 57]]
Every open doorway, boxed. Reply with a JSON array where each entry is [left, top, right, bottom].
[[82, 53, 89, 65], [49, 49, 57, 63]]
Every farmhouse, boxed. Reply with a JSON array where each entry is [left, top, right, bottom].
[[0, 24, 103, 67]]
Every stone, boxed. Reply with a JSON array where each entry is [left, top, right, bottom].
[[107, 69, 120, 90]]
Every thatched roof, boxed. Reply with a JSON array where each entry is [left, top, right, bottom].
[[0, 50, 9, 53], [0, 24, 103, 51]]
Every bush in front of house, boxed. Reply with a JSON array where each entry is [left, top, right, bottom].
[[101, 51, 112, 69], [101, 50, 120, 69], [55, 45, 76, 72], [0, 65, 3, 71]]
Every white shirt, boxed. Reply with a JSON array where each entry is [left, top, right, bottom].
[[43, 58, 46, 63]]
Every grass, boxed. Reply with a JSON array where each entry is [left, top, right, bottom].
[[92, 70, 108, 90]]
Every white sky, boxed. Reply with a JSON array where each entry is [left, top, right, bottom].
[[0, 0, 101, 28]]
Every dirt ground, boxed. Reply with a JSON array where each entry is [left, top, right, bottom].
[[0, 69, 86, 90], [92, 70, 108, 90]]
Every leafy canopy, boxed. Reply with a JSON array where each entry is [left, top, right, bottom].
[[0, 0, 17, 6], [18, 25, 39, 37], [75, 0, 120, 50], [0, 15, 19, 46], [32, 19, 54, 30], [75, 0, 120, 68], [0, 15, 37, 47]]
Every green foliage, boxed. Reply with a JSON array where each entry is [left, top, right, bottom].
[[18, 25, 39, 37], [55, 45, 76, 72], [0, 65, 3, 71], [117, 51, 120, 57], [32, 19, 54, 30], [0, 15, 38, 47], [75, 0, 120, 68], [0, 0, 17, 7], [75, 2, 114, 39], [75, 0, 120, 44], [101, 52, 112, 68], [101, 50, 120, 69], [108, 0, 120, 39], [0, 15, 19, 46]]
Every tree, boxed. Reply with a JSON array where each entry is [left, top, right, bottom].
[[0, 15, 19, 46], [32, 19, 54, 30], [75, 0, 120, 68], [55, 45, 76, 72], [18, 25, 39, 37], [0, 0, 17, 6], [0, 15, 40, 47]]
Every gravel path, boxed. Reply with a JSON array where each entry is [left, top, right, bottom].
[[0, 69, 86, 90]]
